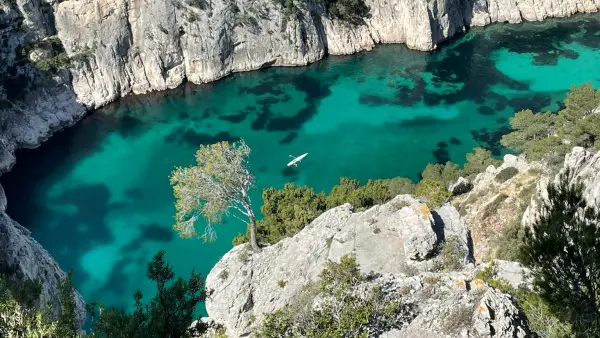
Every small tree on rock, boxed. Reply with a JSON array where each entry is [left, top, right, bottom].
[[170, 139, 260, 252]]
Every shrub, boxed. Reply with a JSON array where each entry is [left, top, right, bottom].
[[324, 0, 371, 24], [386, 177, 416, 196], [0, 278, 59, 337], [255, 183, 327, 244], [421, 162, 460, 185], [423, 276, 440, 284], [521, 171, 600, 335], [435, 237, 466, 272], [495, 167, 519, 183], [256, 255, 415, 337], [232, 232, 248, 246], [238, 247, 250, 264], [326, 177, 361, 208], [493, 218, 527, 262], [277, 280, 287, 288], [215, 327, 228, 338], [482, 193, 508, 219], [415, 179, 451, 208], [462, 147, 501, 177], [219, 270, 229, 281]]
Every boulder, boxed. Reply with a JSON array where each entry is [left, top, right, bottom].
[[396, 202, 438, 261], [434, 204, 474, 264], [474, 289, 530, 338]]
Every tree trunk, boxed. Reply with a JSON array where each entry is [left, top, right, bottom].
[[248, 214, 261, 252]]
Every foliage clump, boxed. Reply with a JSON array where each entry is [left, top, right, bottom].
[[520, 171, 600, 336], [256, 255, 415, 337], [324, 0, 371, 24], [171, 139, 261, 251], [501, 83, 600, 162], [432, 237, 467, 272], [414, 179, 451, 208], [495, 167, 519, 183], [89, 250, 207, 338], [0, 272, 83, 338]]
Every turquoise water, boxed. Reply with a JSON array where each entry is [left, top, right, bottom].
[[3, 14, 600, 316]]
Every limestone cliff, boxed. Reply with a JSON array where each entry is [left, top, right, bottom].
[[0, 0, 87, 326], [0, 187, 87, 326], [203, 196, 531, 337], [452, 154, 542, 262], [522, 147, 600, 226], [53, 0, 600, 111]]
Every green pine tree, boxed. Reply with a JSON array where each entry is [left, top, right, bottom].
[[521, 171, 600, 336]]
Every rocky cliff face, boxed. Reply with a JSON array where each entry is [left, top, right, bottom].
[[0, 0, 87, 326], [452, 154, 542, 262], [53, 0, 600, 111], [0, 189, 86, 326], [203, 196, 531, 337], [523, 147, 600, 226]]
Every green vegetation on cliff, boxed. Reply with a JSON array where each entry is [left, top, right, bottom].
[[257, 255, 414, 337], [0, 274, 81, 338], [501, 83, 600, 163], [0, 251, 207, 338], [521, 172, 600, 336]]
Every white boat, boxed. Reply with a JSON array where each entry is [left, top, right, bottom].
[[287, 153, 308, 167]]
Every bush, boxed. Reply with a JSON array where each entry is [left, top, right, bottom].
[[414, 179, 451, 208], [521, 171, 600, 335], [256, 183, 327, 244], [421, 162, 460, 185], [326, 177, 360, 209], [386, 177, 416, 196], [495, 167, 519, 183], [482, 193, 508, 219], [324, 0, 371, 24], [462, 147, 501, 177], [434, 237, 466, 272], [493, 218, 527, 262], [256, 255, 415, 337], [0, 278, 59, 337], [232, 232, 248, 246]]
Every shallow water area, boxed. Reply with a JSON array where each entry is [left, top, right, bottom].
[[3, 14, 600, 316]]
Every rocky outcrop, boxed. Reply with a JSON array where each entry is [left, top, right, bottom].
[[0, 210, 86, 326], [0, 0, 87, 326], [453, 154, 542, 262], [523, 147, 600, 226], [200, 196, 535, 337]]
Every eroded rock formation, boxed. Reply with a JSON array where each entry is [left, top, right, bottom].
[[202, 196, 533, 337]]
